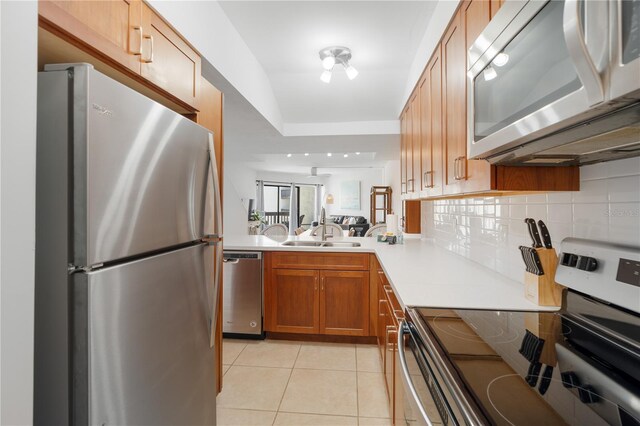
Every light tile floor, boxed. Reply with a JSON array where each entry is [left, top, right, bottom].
[[218, 339, 390, 426]]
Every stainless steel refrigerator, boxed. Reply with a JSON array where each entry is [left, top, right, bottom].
[[34, 63, 222, 425]]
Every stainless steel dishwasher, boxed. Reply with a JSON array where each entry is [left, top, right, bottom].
[[222, 251, 264, 338]]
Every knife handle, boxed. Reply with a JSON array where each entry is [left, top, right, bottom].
[[525, 218, 543, 248], [537, 220, 553, 249]]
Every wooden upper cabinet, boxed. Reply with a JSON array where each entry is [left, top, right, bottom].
[[442, 9, 467, 196], [265, 269, 319, 334], [319, 271, 369, 336], [405, 99, 415, 194], [140, 3, 201, 109], [421, 46, 444, 197], [400, 110, 407, 195], [39, 0, 143, 74], [411, 94, 421, 194], [490, 0, 504, 19]]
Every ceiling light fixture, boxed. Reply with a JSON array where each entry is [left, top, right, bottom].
[[286, 153, 292, 157], [319, 46, 358, 83], [355, 152, 360, 155], [304, 153, 310, 156], [344, 154, 348, 158], [327, 152, 332, 157]]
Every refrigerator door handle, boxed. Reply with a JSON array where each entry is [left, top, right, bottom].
[[206, 133, 223, 348]]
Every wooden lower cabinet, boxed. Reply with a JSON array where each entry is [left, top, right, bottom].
[[320, 271, 370, 336], [264, 252, 370, 337], [374, 263, 404, 423], [266, 269, 320, 334]]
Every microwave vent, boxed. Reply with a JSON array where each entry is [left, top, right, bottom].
[[523, 157, 576, 164], [536, 126, 640, 156]]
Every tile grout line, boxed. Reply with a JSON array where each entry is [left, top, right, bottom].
[[273, 343, 302, 425]]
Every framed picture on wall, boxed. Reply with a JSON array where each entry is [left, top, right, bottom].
[[340, 180, 360, 209]]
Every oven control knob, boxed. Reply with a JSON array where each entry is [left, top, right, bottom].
[[561, 371, 579, 389], [577, 256, 598, 272], [561, 253, 579, 267], [578, 385, 599, 404]]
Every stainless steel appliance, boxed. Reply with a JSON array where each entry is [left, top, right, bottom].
[[467, 0, 640, 165], [397, 238, 639, 425], [34, 63, 222, 425], [223, 251, 264, 337]]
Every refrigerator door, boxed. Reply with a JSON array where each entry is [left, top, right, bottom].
[[45, 64, 214, 267], [72, 243, 217, 425]]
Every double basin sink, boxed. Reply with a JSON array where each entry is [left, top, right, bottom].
[[281, 240, 361, 248]]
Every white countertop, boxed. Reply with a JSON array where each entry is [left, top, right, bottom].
[[223, 235, 558, 312]]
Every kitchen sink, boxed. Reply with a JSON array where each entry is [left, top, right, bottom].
[[280, 241, 361, 248]]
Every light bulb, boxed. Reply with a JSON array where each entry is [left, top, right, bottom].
[[355, 152, 360, 155], [287, 153, 292, 158], [493, 53, 509, 67], [344, 154, 348, 158], [322, 56, 336, 70], [483, 66, 497, 81], [320, 70, 332, 83], [345, 64, 359, 80], [327, 153, 332, 157]]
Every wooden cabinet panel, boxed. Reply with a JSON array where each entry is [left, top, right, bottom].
[[422, 46, 444, 197], [442, 10, 467, 196], [319, 271, 370, 336], [403, 200, 421, 234], [406, 99, 415, 194], [265, 269, 319, 334], [39, 0, 142, 73], [140, 3, 200, 109], [400, 110, 408, 195], [270, 252, 369, 271], [490, 0, 504, 19], [410, 94, 421, 194]]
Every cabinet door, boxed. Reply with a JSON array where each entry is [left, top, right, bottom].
[[490, 0, 504, 19], [400, 111, 407, 195], [319, 271, 370, 336], [421, 46, 444, 198], [140, 3, 201, 109], [442, 9, 467, 195], [265, 269, 319, 334], [377, 280, 389, 374], [384, 299, 397, 416], [411, 94, 421, 194], [39, 0, 142, 73], [461, 0, 494, 194], [405, 96, 415, 194]]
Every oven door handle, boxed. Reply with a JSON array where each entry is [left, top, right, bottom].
[[398, 320, 435, 426]]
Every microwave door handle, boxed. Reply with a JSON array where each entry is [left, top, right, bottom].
[[397, 321, 435, 426], [563, 0, 605, 106]]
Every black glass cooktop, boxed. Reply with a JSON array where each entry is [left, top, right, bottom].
[[412, 294, 640, 426]]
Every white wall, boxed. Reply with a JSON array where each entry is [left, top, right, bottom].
[[422, 158, 640, 283], [223, 159, 257, 237], [148, 0, 283, 133], [323, 168, 385, 220], [384, 160, 402, 217], [0, 1, 38, 424]]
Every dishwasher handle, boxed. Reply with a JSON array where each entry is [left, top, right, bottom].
[[223, 258, 240, 264]]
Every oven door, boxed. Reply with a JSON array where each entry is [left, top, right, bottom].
[[609, 0, 640, 101], [467, 0, 608, 161], [398, 319, 480, 426]]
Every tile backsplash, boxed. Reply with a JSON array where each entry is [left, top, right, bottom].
[[422, 157, 640, 283]]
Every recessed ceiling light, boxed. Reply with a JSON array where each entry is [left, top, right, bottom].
[[355, 152, 360, 155], [327, 153, 332, 157], [287, 153, 292, 158], [344, 154, 348, 158], [304, 153, 309, 156]]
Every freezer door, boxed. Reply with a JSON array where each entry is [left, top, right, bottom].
[[52, 64, 215, 266], [72, 244, 217, 425]]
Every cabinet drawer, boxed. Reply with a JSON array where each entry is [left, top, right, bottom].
[[270, 252, 369, 271]]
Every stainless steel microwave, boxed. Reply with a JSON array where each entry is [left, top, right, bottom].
[[467, 0, 640, 166]]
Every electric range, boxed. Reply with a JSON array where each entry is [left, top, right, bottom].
[[398, 238, 640, 426]]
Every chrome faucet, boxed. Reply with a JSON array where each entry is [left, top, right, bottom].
[[319, 207, 332, 241]]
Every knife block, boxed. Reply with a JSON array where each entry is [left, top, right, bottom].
[[524, 312, 561, 366], [524, 248, 564, 307]]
